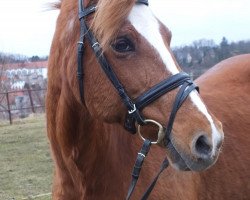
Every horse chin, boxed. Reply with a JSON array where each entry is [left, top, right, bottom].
[[166, 135, 218, 172]]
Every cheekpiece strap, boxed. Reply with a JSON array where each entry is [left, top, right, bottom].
[[77, 1, 97, 103], [79, 4, 96, 19], [164, 81, 198, 144]]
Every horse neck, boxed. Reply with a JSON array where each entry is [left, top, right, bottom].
[[51, 98, 200, 199], [75, 112, 140, 197], [80, 118, 137, 172], [77, 117, 194, 198]]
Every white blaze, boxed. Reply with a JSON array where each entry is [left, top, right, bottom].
[[128, 5, 222, 154], [128, 5, 179, 74]]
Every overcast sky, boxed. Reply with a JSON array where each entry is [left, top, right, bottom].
[[0, 0, 250, 56]]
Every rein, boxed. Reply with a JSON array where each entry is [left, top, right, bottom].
[[77, 0, 198, 199]]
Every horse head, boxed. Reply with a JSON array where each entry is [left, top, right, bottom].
[[51, 0, 224, 172]]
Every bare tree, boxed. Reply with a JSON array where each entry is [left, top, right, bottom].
[[0, 53, 11, 92], [173, 38, 250, 79]]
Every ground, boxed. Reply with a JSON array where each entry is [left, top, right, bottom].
[[0, 115, 52, 200]]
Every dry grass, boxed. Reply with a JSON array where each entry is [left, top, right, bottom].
[[0, 114, 53, 200]]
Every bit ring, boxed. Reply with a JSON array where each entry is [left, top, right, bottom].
[[138, 119, 165, 144]]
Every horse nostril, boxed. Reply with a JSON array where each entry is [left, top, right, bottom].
[[194, 135, 212, 156]]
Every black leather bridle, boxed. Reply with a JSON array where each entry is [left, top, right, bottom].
[[77, 0, 198, 199]]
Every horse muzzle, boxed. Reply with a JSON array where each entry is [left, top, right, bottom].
[[165, 131, 223, 172]]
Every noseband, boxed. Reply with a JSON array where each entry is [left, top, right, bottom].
[[77, 0, 198, 199]]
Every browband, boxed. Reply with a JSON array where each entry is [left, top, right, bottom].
[[79, 0, 148, 20]]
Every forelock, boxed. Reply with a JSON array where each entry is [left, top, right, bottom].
[[92, 0, 136, 50]]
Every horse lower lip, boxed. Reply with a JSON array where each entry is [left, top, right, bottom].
[[167, 138, 218, 172]]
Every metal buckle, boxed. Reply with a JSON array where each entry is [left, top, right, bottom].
[[138, 152, 146, 158], [138, 119, 165, 144], [92, 42, 100, 48], [89, 6, 96, 12], [128, 104, 136, 114]]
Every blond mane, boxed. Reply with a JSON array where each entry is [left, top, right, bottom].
[[54, 0, 135, 49], [92, 0, 136, 49], [50, 1, 62, 9]]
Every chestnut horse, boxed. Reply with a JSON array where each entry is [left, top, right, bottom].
[[46, 0, 224, 199], [195, 54, 250, 199]]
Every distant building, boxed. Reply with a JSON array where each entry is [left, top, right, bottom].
[[1, 61, 47, 90]]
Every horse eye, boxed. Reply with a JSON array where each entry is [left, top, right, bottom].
[[112, 37, 135, 53]]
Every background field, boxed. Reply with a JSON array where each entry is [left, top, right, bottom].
[[0, 115, 53, 200]]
